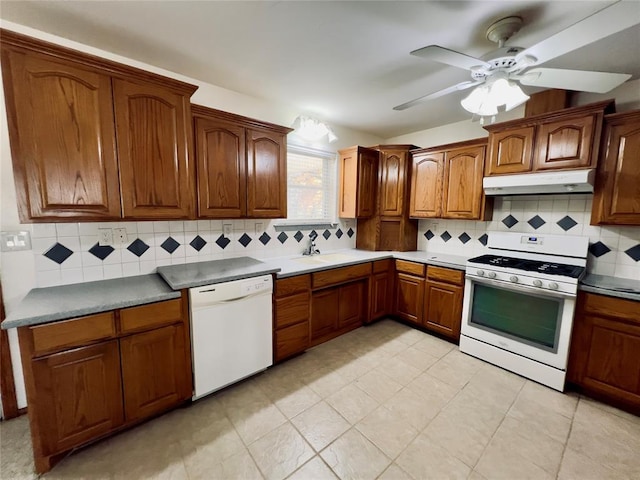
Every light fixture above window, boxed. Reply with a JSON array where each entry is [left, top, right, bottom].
[[292, 115, 338, 143], [460, 72, 530, 124]]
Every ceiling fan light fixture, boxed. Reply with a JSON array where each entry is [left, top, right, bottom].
[[460, 75, 529, 118], [292, 115, 338, 143], [460, 84, 498, 116]]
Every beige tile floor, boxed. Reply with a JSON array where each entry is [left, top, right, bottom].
[[2, 319, 640, 480]]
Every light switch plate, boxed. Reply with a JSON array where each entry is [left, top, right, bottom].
[[113, 227, 128, 245], [255, 222, 264, 235], [98, 228, 113, 246], [223, 223, 233, 236], [1, 231, 32, 252]]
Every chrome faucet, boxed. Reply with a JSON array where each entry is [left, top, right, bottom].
[[302, 231, 321, 256]]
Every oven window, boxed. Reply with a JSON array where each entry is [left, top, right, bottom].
[[470, 283, 562, 351]]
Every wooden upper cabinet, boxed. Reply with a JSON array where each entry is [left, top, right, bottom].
[[1, 50, 121, 221], [409, 151, 444, 218], [338, 146, 378, 218], [114, 79, 195, 219], [486, 126, 534, 175], [442, 145, 486, 219], [591, 110, 640, 225], [247, 128, 287, 218], [379, 149, 408, 216], [534, 115, 596, 170]]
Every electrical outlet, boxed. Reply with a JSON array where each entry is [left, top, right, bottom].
[[0, 231, 31, 252], [255, 222, 264, 235], [223, 223, 233, 237], [113, 227, 128, 245], [431, 223, 438, 233], [98, 228, 113, 246]]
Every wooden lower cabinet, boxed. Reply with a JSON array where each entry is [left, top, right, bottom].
[[311, 287, 340, 342], [423, 266, 464, 341], [370, 260, 393, 321], [275, 323, 309, 362], [394, 273, 424, 326], [568, 292, 640, 413], [273, 275, 311, 362]]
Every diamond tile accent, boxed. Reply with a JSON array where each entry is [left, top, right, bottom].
[[294, 231, 304, 242], [161, 237, 180, 254], [127, 238, 149, 257], [441, 231, 451, 242], [259, 232, 271, 245], [347, 228, 355, 238], [277, 232, 288, 244], [502, 214, 519, 228], [624, 244, 640, 262], [309, 230, 317, 239], [89, 243, 114, 261], [589, 241, 611, 258], [44, 242, 73, 264], [527, 215, 546, 230], [189, 235, 207, 252], [335, 229, 343, 239], [215, 234, 231, 249], [238, 233, 252, 247], [424, 230, 434, 240], [323, 229, 331, 240], [458, 232, 471, 244], [478, 233, 489, 246], [557, 215, 578, 231]]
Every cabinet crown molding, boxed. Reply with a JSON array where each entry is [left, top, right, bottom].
[[191, 104, 293, 134], [411, 137, 488, 155]]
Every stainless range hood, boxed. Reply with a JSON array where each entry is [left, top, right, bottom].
[[483, 169, 596, 196]]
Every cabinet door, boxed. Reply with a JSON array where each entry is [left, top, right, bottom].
[[591, 113, 640, 225], [371, 271, 391, 320], [338, 281, 365, 328], [357, 149, 379, 217], [194, 117, 246, 218], [120, 324, 191, 422], [31, 341, 123, 455], [394, 273, 424, 325], [246, 129, 287, 218], [310, 287, 339, 342], [442, 145, 485, 219], [409, 152, 443, 218], [113, 79, 194, 219], [379, 150, 407, 217], [486, 127, 534, 175], [534, 115, 596, 170], [274, 322, 309, 362], [338, 146, 378, 218], [424, 280, 463, 340], [2, 51, 121, 221]]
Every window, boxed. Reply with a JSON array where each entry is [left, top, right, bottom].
[[284, 145, 337, 224]]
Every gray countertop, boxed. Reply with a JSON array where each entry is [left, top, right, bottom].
[[579, 274, 640, 302], [157, 257, 281, 289], [2, 274, 181, 329]]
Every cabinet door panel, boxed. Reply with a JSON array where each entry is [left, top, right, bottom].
[[3, 51, 121, 220], [409, 152, 443, 218], [487, 127, 534, 175], [424, 281, 462, 340], [371, 272, 391, 320], [338, 281, 364, 328], [357, 149, 379, 217], [380, 151, 406, 216], [310, 288, 339, 342], [120, 324, 191, 422], [247, 129, 287, 218], [31, 341, 123, 455], [275, 322, 309, 362], [114, 79, 194, 219], [442, 145, 485, 219], [534, 116, 595, 170], [195, 117, 246, 217], [394, 273, 424, 325]]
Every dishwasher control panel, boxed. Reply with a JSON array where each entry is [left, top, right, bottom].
[[241, 278, 271, 296]]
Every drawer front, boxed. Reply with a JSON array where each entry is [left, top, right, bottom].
[[30, 312, 116, 357], [275, 292, 310, 329], [275, 321, 309, 362], [427, 266, 464, 285], [313, 263, 372, 289], [373, 259, 392, 273], [275, 274, 311, 298], [395, 260, 425, 277], [120, 299, 183, 334], [581, 293, 640, 325]]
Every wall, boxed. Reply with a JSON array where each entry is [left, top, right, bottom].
[[0, 20, 381, 409], [417, 194, 640, 280]]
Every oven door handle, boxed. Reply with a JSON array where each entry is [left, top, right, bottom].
[[469, 276, 575, 299]]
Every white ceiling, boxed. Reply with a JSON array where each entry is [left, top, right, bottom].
[[1, 1, 639, 138]]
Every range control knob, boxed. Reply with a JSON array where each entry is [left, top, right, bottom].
[[476, 270, 485, 276], [533, 279, 543, 287], [548, 282, 559, 290], [510, 275, 519, 283], [487, 272, 497, 279]]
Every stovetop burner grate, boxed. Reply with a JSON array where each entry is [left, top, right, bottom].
[[469, 254, 585, 278]]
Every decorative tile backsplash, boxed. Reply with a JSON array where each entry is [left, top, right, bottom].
[[32, 219, 356, 288], [417, 194, 640, 281]]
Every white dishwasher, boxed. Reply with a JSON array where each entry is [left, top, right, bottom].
[[189, 275, 273, 400]]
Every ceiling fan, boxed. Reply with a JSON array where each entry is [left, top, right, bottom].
[[394, 1, 640, 117]]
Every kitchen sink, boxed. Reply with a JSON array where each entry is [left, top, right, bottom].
[[294, 253, 358, 265]]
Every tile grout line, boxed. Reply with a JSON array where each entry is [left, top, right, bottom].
[[554, 394, 582, 479]]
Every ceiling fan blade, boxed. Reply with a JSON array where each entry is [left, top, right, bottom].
[[393, 81, 482, 111], [410, 45, 490, 71], [516, 1, 640, 67], [519, 68, 631, 93]]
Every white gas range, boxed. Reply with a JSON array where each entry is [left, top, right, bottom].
[[459, 232, 589, 391]]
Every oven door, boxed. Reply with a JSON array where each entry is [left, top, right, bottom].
[[461, 276, 576, 370]]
